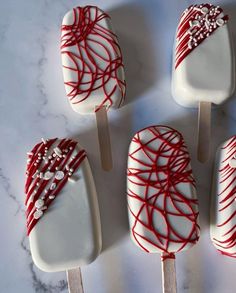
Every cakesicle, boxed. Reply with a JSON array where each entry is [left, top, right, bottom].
[[127, 125, 200, 292], [25, 138, 102, 291], [172, 4, 235, 162]]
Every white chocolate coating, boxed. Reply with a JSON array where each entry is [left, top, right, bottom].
[[210, 136, 236, 257], [172, 7, 235, 108], [29, 144, 102, 272]]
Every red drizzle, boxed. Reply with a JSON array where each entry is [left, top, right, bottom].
[[25, 138, 86, 235], [175, 4, 228, 69], [127, 126, 199, 259], [212, 136, 236, 258], [61, 6, 126, 112]]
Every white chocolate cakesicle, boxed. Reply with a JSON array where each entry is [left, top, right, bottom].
[[127, 126, 200, 255], [172, 3, 235, 108], [61, 5, 126, 114], [210, 136, 236, 258], [25, 138, 102, 272]]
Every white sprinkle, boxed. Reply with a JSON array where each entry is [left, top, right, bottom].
[[36, 183, 39, 186], [216, 18, 225, 27], [66, 165, 70, 170], [63, 154, 66, 158], [48, 156, 52, 159], [55, 171, 64, 180], [53, 153, 56, 157], [39, 172, 43, 178], [33, 190, 37, 194], [192, 20, 200, 27], [65, 149, 69, 153], [49, 195, 55, 200], [44, 171, 54, 180], [70, 168, 74, 172], [69, 147, 73, 150], [44, 189, 48, 194], [201, 7, 209, 14], [57, 158, 60, 161], [35, 199, 44, 209], [34, 210, 43, 219], [55, 166, 59, 170], [68, 172, 72, 176], [34, 163, 37, 166]]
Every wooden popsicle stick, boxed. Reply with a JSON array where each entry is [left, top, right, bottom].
[[95, 106, 113, 171], [67, 268, 84, 293], [161, 253, 177, 293], [197, 101, 211, 163]]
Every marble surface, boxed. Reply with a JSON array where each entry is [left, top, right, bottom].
[[1, 0, 236, 292]]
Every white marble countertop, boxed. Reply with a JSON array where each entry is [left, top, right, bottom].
[[1, 0, 236, 292]]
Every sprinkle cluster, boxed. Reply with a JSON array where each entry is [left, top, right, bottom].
[[175, 4, 228, 69], [25, 138, 86, 235]]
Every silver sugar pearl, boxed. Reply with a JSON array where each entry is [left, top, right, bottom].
[[34, 210, 43, 219], [35, 199, 44, 209]]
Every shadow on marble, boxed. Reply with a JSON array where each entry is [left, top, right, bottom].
[[109, 3, 158, 106]]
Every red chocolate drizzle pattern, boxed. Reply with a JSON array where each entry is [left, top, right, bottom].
[[61, 6, 126, 112], [175, 4, 228, 69], [127, 126, 199, 259], [212, 136, 236, 258], [25, 138, 86, 235]]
